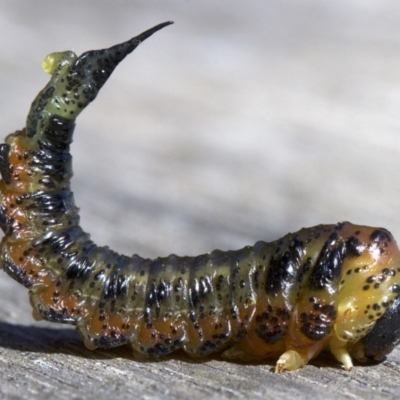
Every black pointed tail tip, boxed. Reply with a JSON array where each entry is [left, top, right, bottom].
[[65, 21, 174, 108], [135, 21, 174, 43], [72, 21, 174, 75], [120, 21, 174, 52], [95, 20, 174, 65]]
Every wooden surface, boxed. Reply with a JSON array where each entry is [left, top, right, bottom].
[[1, 1, 400, 399]]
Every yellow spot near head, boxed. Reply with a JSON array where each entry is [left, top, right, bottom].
[[41, 51, 77, 75], [41, 52, 59, 75]]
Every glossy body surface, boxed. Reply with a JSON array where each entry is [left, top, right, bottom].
[[0, 23, 400, 372]]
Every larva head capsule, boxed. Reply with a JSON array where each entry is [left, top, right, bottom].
[[352, 296, 400, 363]]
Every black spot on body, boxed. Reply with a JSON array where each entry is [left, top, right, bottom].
[[0, 144, 11, 184], [392, 284, 400, 293], [2, 256, 33, 288], [309, 233, 345, 290], [265, 239, 303, 295], [0, 205, 14, 236], [256, 323, 286, 344], [103, 255, 130, 299], [299, 303, 336, 341], [347, 236, 364, 256], [370, 229, 392, 244]]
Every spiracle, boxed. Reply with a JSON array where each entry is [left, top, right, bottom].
[[1, 22, 400, 372]]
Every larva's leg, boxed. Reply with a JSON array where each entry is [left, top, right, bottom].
[[329, 336, 353, 371], [275, 350, 305, 372], [275, 342, 325, 372], [275, 338, 353, 372], [83, 338, 97, 351], [31, 309, 43, 321]]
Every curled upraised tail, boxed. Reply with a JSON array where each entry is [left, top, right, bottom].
[[1, 23, 400, 373]]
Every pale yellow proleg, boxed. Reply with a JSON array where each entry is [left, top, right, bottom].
[[275, 341, 326, 373], [329, 336, 353, 371], [275, 350, 305, 372]]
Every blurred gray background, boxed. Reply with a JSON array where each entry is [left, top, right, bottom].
[[0, 1, 400, 399]]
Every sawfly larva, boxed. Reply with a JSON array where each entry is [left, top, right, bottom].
[[1, 22, 400, 373]]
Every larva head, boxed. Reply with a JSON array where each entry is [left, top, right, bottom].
[[352, 296, 400, 363], [26, 21, 173, 139]]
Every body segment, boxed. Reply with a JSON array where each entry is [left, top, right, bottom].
[[1, 23, 400, 372]]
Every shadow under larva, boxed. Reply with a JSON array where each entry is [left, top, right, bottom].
[[0, 22, 400, 373]]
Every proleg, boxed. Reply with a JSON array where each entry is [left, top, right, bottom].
[[1, 22, 400, 373]]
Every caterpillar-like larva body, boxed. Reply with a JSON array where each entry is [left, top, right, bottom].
[[1, 23, 400, 373]]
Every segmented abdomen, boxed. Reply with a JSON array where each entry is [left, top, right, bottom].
[[2, 182, 400, 360]]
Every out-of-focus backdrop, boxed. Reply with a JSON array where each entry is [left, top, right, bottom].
[[0, 1, 400, 399]]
